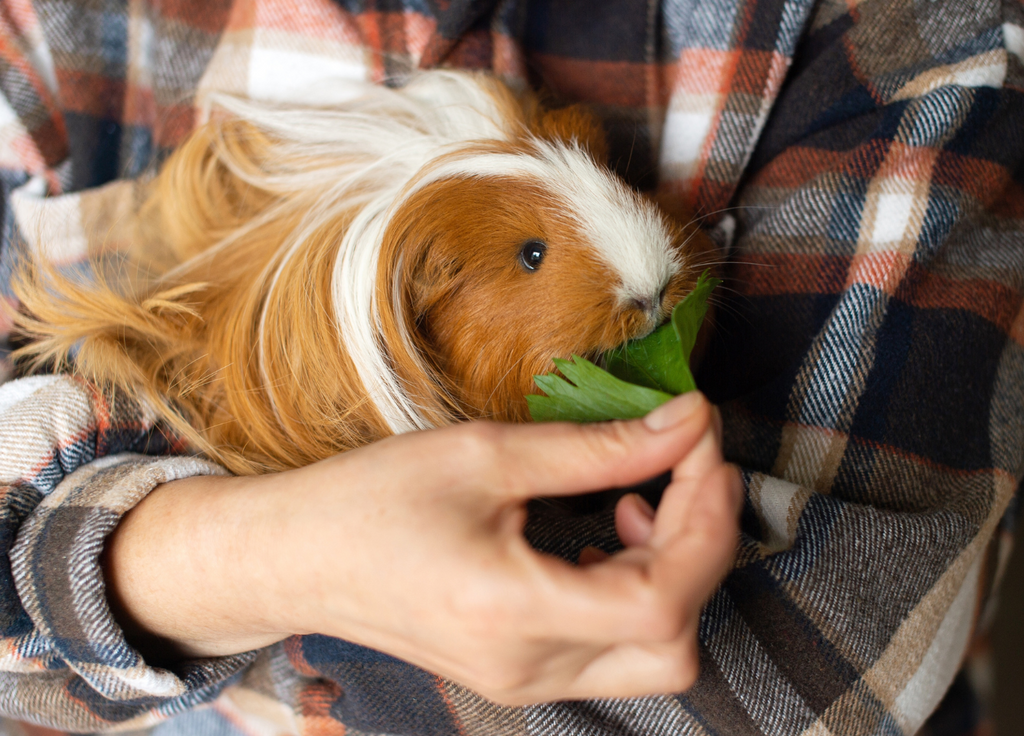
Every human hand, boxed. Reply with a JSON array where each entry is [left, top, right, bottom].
[[104, 392, 741, 705]]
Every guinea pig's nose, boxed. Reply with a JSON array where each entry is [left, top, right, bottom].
[[630, 296, 662, 320], [630, 296, 655, 313], [630, 286, 668, 318]]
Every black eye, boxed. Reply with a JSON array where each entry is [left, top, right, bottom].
[[519, 240, 547, 272]]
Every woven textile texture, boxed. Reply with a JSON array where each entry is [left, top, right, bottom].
[[0, 0, 1021, 734]]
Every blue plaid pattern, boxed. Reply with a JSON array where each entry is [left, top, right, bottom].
[[0, 0, 1020, 734]]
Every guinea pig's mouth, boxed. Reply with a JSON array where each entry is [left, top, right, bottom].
[[592, 312, 674, 367], [546, 316, 672, 375], [627, 313, 671, 343], [635, 319, 664, 340]]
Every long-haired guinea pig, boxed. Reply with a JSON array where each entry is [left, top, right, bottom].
[[12, 70, 716, 475]]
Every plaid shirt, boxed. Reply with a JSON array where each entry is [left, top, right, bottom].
[[0, 0, 1021, 734]]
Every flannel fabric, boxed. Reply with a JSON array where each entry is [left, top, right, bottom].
[[0, 0, 1021, 735], [0, 376, 245, 731]]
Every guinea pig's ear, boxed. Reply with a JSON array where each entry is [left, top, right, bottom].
[[532, 105, 608, 163], [408, 249, 463, 322]]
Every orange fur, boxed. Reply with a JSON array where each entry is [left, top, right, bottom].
[[377, 174, 704, 424], [11, 72, 715, 474]]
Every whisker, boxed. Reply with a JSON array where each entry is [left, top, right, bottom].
[[684, 203, 776, 228], [481, 349, 528, 411], [686, 258, 777, 271]]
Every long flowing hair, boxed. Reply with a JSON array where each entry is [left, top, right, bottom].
[[11, 72, 617, 474]]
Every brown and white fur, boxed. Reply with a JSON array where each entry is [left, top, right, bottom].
[[13, 71, 715, 474]]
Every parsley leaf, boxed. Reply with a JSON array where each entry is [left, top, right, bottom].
[[528, 356, 674, 422], [527, 270, 720, 423]]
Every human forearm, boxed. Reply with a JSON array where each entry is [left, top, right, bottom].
[[99, 393, 742, 704], [101, 471, 303, 661]]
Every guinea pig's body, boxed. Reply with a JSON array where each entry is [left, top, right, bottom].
[[14, 71, 715, 474]]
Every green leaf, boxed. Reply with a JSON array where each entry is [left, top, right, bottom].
[[604, 320, 692, 394], [673, 270, 721, 366], [526, 355, 673, 423], [528, 270, 720, 424], [604, 269, 721, 395]]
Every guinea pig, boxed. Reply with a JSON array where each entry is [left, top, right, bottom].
[[12, 70, 716, 475]]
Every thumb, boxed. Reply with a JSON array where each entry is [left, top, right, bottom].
[[498, 392, 714, 500]]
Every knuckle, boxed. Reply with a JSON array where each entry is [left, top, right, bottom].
[[448, 422, 504, 472], [582, 420, 636, 465], [667, 646, 700, 692], [447, 573, 534, 638], [453, 422, 536, 498], [638, 594, 688, 642], [449, 587, 512, 634], [468, 660, 535, 698], [650, 614, 687, 643]]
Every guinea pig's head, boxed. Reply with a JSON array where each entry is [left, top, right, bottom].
[[375, 138, 716, 424]]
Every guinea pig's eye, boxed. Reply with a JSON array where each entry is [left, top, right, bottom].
[[519, 240, 547, 272]]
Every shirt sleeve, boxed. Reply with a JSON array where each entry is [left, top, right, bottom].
[[0, 375, 255, 731], [0, 5, 257, 729]]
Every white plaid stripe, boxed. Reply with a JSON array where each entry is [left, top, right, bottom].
[[707, 607, 821, 735], [0, 0, 1020, 733]]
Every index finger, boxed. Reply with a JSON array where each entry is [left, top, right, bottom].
[[494, 392, 715, 499]]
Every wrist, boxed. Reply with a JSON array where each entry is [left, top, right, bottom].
[[250, 456, 366, 642], [102, 471, 303, 661]]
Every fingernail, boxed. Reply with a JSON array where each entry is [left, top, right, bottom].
[[631, 493, 655, 520], [643, 391, 704, 431], [578, 546, 609, 565]]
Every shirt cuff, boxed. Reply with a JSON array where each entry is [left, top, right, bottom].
[[9, 453, 256, 707]]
